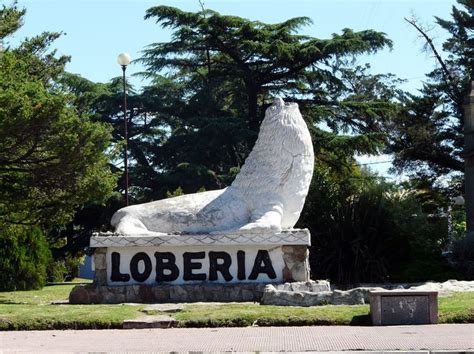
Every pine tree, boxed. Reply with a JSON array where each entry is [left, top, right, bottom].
[[0, 4, 116, 227], [133, 6, 398, 198], [388, 0, 473, 193]]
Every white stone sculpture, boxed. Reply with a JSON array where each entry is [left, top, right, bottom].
[[111, 98, 314, 235]]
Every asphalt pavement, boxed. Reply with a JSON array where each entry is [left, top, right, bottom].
[[1, 324, 473, 353]]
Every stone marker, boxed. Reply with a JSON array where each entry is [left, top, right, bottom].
[[369, 290, 438, 325]]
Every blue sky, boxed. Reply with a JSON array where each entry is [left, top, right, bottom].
[[8, 0, 458, 178], [10, 0, 456, 90]]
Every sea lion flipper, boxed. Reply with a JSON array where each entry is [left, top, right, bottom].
[[238, 205, 283, 233]]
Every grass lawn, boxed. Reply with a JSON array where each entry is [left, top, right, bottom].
[[0, 284, 145, 330], [0, 283, 472, 330]]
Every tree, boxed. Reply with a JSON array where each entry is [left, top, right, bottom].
[[387, 0, 473, 194], [141, 6, 392, 126], [0, 4, 116, 228], [121, 6, 398, 200]]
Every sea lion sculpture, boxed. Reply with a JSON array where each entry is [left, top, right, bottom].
[[111, 98, 314, 235]]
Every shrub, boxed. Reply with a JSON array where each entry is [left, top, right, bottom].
[[307, 185, 409, 285], [451, 237, 474, 280], [301, 168, 453, 286], [48, 254, 85, 282], [0, 225, 52, 291]]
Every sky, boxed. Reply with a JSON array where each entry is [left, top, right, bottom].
[[8, 0, 459, 179]]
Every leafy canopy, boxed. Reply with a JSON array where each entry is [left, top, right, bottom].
[[116, 6, 397, 201], [387, 0, 473, 194], [0, 4, 116, 227]]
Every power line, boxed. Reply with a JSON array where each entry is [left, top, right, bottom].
[[358, 160, 393, 166]]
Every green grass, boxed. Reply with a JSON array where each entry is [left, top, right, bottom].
[[438, 292, 474, 323], [174, 292, 474, 327], [0, 284, 144, 330], [175, 303, 371, 327], [0, 284, 472, 330]]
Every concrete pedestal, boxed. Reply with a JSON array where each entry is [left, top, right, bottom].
[[69, 229, 311, 304], [369, 290, 438, 325]]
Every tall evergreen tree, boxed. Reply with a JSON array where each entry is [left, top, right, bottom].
[[0, 4, 116, 228], [387, 0, 473, 194], [131, 6, 398, 198]]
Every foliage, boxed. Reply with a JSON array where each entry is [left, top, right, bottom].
[[141, 6, 392, 126], [0, 225, 52, 291], [300, 168, 454, 285], [387, 0, 473, 194], [166, 186, 184, 198], [103, 5, 399, 202], [0, 285, 472, 330], [451, 237, 474, 280], [48, 255, 85, 283], [0, 4, 116, 228]]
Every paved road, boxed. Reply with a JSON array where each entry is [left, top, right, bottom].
[[1, 324, 473, 353]]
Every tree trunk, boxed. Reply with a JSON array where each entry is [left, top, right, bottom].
[[245, 80, 260, 132], [464, 81, 474, 239]]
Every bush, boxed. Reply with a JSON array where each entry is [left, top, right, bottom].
[[451, 237, 474, 280], [300, 168, 453, 286], [307, 185, 410, 285], [0, 225, 52, 291], [48, 254, 85, 282], [391, 257, 461, 283]]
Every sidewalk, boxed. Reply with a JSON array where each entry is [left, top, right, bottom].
[[1, 324, 473, 352]]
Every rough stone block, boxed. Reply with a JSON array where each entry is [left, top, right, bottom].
[[311, 282, 331, 292], [169, 285, 188, 302], [291, 246, 308, 262], [282, 253, 296, 268], [281, 245, 295, 254], [151, 286, 170, 302], [260, 281, 332, 306], [123, 315, 179, 329], [68, 285, 90, 304], [94, 269, 107, 286], [69, 283, 269, 304], [93, 250, 107, 271], [291, 262, 309, 282], [282, 267, 292, 282]]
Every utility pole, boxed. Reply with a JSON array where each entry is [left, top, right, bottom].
[[464, 81, 474, 238]]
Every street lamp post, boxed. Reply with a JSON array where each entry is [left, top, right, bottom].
[[117, 52, 131, 206]]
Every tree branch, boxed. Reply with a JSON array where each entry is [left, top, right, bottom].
[[404, 17, 461, 102]]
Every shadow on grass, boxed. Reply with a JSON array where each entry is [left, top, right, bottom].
[[179, 314, 373, 328], [350, 314, 372, 326], [0, 298, 26, 305]]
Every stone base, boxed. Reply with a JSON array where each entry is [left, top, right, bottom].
[[92, 230, 310, 285], [71, 229, 312, 304], [69, 282, 269, 304]]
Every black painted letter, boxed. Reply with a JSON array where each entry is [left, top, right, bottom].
[[183, 252, 206, 281], [209, 251, 233, 281], [110, 252, 130, 282], [248, 250, 277, 280], [130, 252, 152, 282], [237, 250, 246, 280], [155, 252, 179, 282]]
